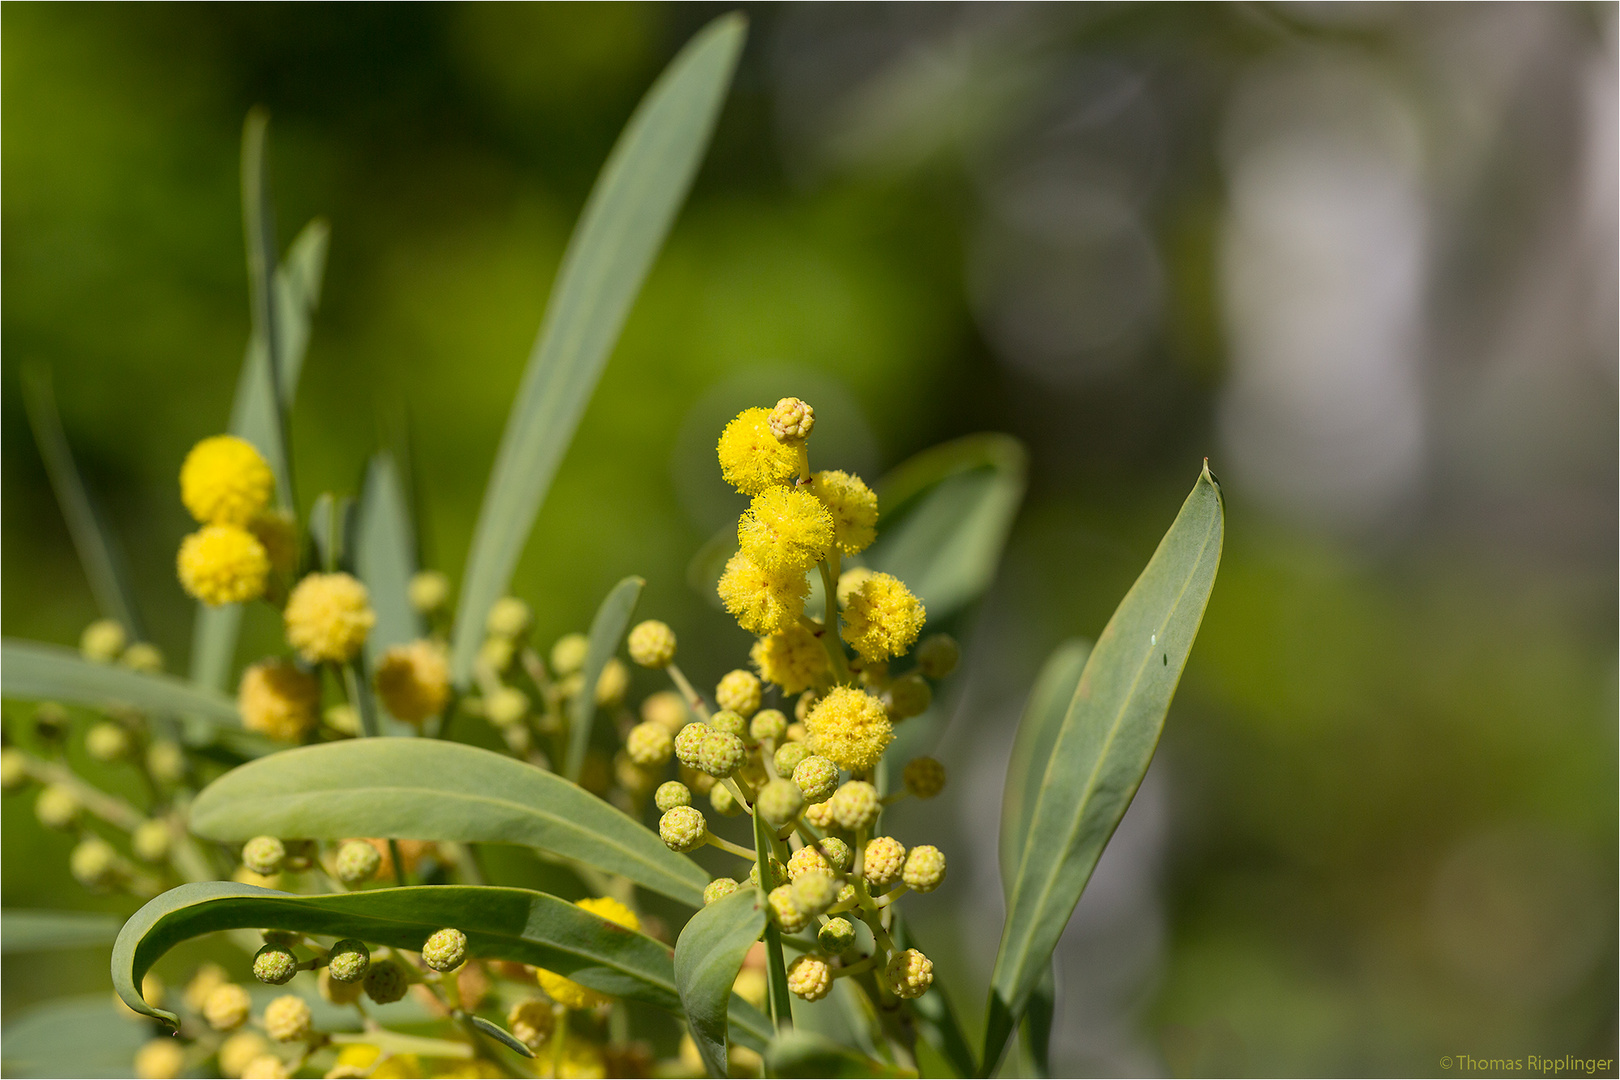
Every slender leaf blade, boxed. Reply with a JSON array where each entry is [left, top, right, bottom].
[[187, 740, 708, 905], [566, 576, 642, 780], [998, 639, 1091, 894], [450, 14, 746, 685], [466, 1015, 536, 1058], [985, 465, 1223, 1070], [675, 888, 769, 1078], [765, 1031, 917, 1079], [356, 453, 424, 671], [2, 640, 239, 725], [1, 909, 121, 953]]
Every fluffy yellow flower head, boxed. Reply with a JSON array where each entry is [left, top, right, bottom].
[[738, 487, 834, 574], [181, 435, 275, 526], [284, 572, 375, 664], [717, 551, 808, 635], [804, 686, 893, 773], [238, 659, 320, 742], [718, 407, 800, 496], [809, 470, 878, 555], [750, 624, 829, 695], [373, 640, 451, 724], [178, 524, 270, 606], [840, 572, 926, 663], [537, 897, 641, 1011]]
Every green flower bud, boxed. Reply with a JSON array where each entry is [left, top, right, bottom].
[[334, 840, 381, 885], [327, 939, 370, 983], [85, 722, 130, 763], [486, 596, 532, 639], [767, 885, 811, 933], [408, 570, 450, 614], [803, 798, 835, 830], [862, 836, 907, 891], [773, 742, 811, 776], [756, 778, 804, 827], [549, 633, 589, 676], [902, 756, 946, 799], [362, 959, 409, 1004], [242, 836, 286, 876], [749, 709, 788, 744], [203, 983, 253, 1030], [703, 878, 741, 905], [80, 619, 127, 663], [884, 948, 934, 999], [70, 837, 120, 888], [485, 686, 529, 728], [659, 806, 708, 853], [35, 784, 81, 831], [708, 709, 747, 739], [787, 837, 851, 880], [709, 781, 743, 817], [791, 756, 839, 804], [1, 749, 29, 793], [146, 741, 186, 785], [32, 702, 70, 742], [479, 636, 516, 675], [654, 781, 691, 813], [673, 722, 708, 769], [625, 722, 672, 767], [748, 856, 789, 889], [818, 917, 857, 954], [715, 671, 761, 719], [786, 953, 831, 1002], [132, 819, 172, 863], [627, 620, 677, 668], [790, 871, 838, 917], [263, 994, 312, 1041], [915, 634, 960, 679], [422, 928, 467, 972], [121, 643, 165, 673], [829, 780, 880, 832], [768, 397, 815, 442], [696, 730, 746, 778], [253, 944, 299, 985], [218, 1031, 271, 1077], [902, 845, 947, 893], [884, 674, 932, 720], [134, 1036, 185, 1080]]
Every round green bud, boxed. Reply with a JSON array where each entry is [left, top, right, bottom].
[[884, 948, 934, 999], [363, 959, 409, 1004], [659, 805, 708, 853], [829, 780, 880, 832], [121, 643, 164, 673], [715, 671, 761, 719], [673, 722, 708, 769], [803, 798, 836, 830], [35, 784, 81, 830], [80, 619, 127, 663], [902, 757, 946, 799], [324, 704, 361, 736], [863, 836, 907, 891], [253, 944, 299, 985], [327, 939, 370, 983], [709, 781, 743, 817], [915, 634, 960, 679], [1, 749, 29, 793], [479, 636, 516, 675], [422, 928, 467, 972], [749, 709, 788, 744], [903, 844, 947, 893], [703, 877, 741, 905], [748, 856, 789, 889], [627, 620, 677, 668], [242, 836, 286, 876], [263, 994, 312, 1042], [33, 702, 70, 742], [791, 756, 839, 804], [485, 686, 529, 728], [708, 710, 747, 739], [134, 1036, 186, 1080], [790, 871, 839, 917], [773, 742, 811, 777], [334, 840, 381, 885], [549, 633, 589, 676], [757, 778, 805, 827], [203, 982, 253, 1030], [70, 837, 119, 888], [768, 397, 816, 442], [408, 570, 449, 614], [696, 730, 746, 777], [146, 741, 186, 785], [818, 917, 857, 954], [786, 953, 832, 1002], [486, 596, 532, 639], [885, 674, 932, 720], [132, 819, 172, 862], [767, 884, 811, 933], [654, 781, 691, 813], [625, 722, 672, 767], [818, 836, 853, 873], [85, 722, 130, 763]]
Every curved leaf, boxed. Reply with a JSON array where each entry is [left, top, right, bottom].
[[675, 888, 768, 1078], [867, 434, 1027, 622], [765, 1031, 917, 1078], [566, 576, 643, 781], [1, 909, 121, 953], [998, 639, 1091, 894], [188, 740, 708, 906], [111, 880, 769, 1051], [984, 464, 1223, 1072], [450, 14, 746, 685], [2, 640, 239, 725]]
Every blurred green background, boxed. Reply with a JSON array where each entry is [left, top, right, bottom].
[[3, 3, 1614, 1076]]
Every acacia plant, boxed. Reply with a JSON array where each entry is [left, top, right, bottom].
[[0, 14, 1222, 1080]]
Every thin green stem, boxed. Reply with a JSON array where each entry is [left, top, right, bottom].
[[665, 663, 710, 721], [816, 562, 852, 682], [753, 811, 794, 1033], [705, 834, 757, 861]]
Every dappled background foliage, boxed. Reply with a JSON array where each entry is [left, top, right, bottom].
[[4, 4, 1615, 1076]]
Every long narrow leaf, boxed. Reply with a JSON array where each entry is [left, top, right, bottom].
[[2, 640, 239, 726], [356, 452, 424, 671], [566, 576, 642, 780], [984, 464, 1223, 1072], [1, 910, 121, 953], [187, 739, 708, 906], [997, 639, 1090, 894], [450, 14, 746, 685], [675, 888, 768, 1077]]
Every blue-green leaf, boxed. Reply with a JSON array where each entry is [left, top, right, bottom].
[[998, 639, 1091, 894], [187, 739, 708, 906], [566, 576, 642, 781], [1, 909, 121, 953], [765, 1031, 917, 1078], [356, 452, 424, 671], [2, 640, 239, 726], [0, 995, 149, 1078], [449, 14, 746, 686], [675, 888, 769, 1077], [985, 464, 1223, 1071], [465, 1015, 536, 1058]]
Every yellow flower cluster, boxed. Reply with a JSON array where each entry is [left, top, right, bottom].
[[373, 639, 450, 724], [284, 572, 375, 665], [840, 571, 926, 663], [176, 435, 285, 607], [237, 660, 320, 742], [804, 685, 893, 772]]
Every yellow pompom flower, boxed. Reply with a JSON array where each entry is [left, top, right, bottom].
[[840, 572, 926, 663], [750, 624, 829, 695], [178, 524, 271, 606], [809, 471, 878, 555], [238, 659, 320, 742], [537, 897, 641, 1010], [717, 552, 809, 635], [804, 686, 893, 773], [284, 572, 375, 664], [738, 487, 834, 574], [718, 407, 800, 496], [181, 435, 275, 526], [373, 640, 451, 724]]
